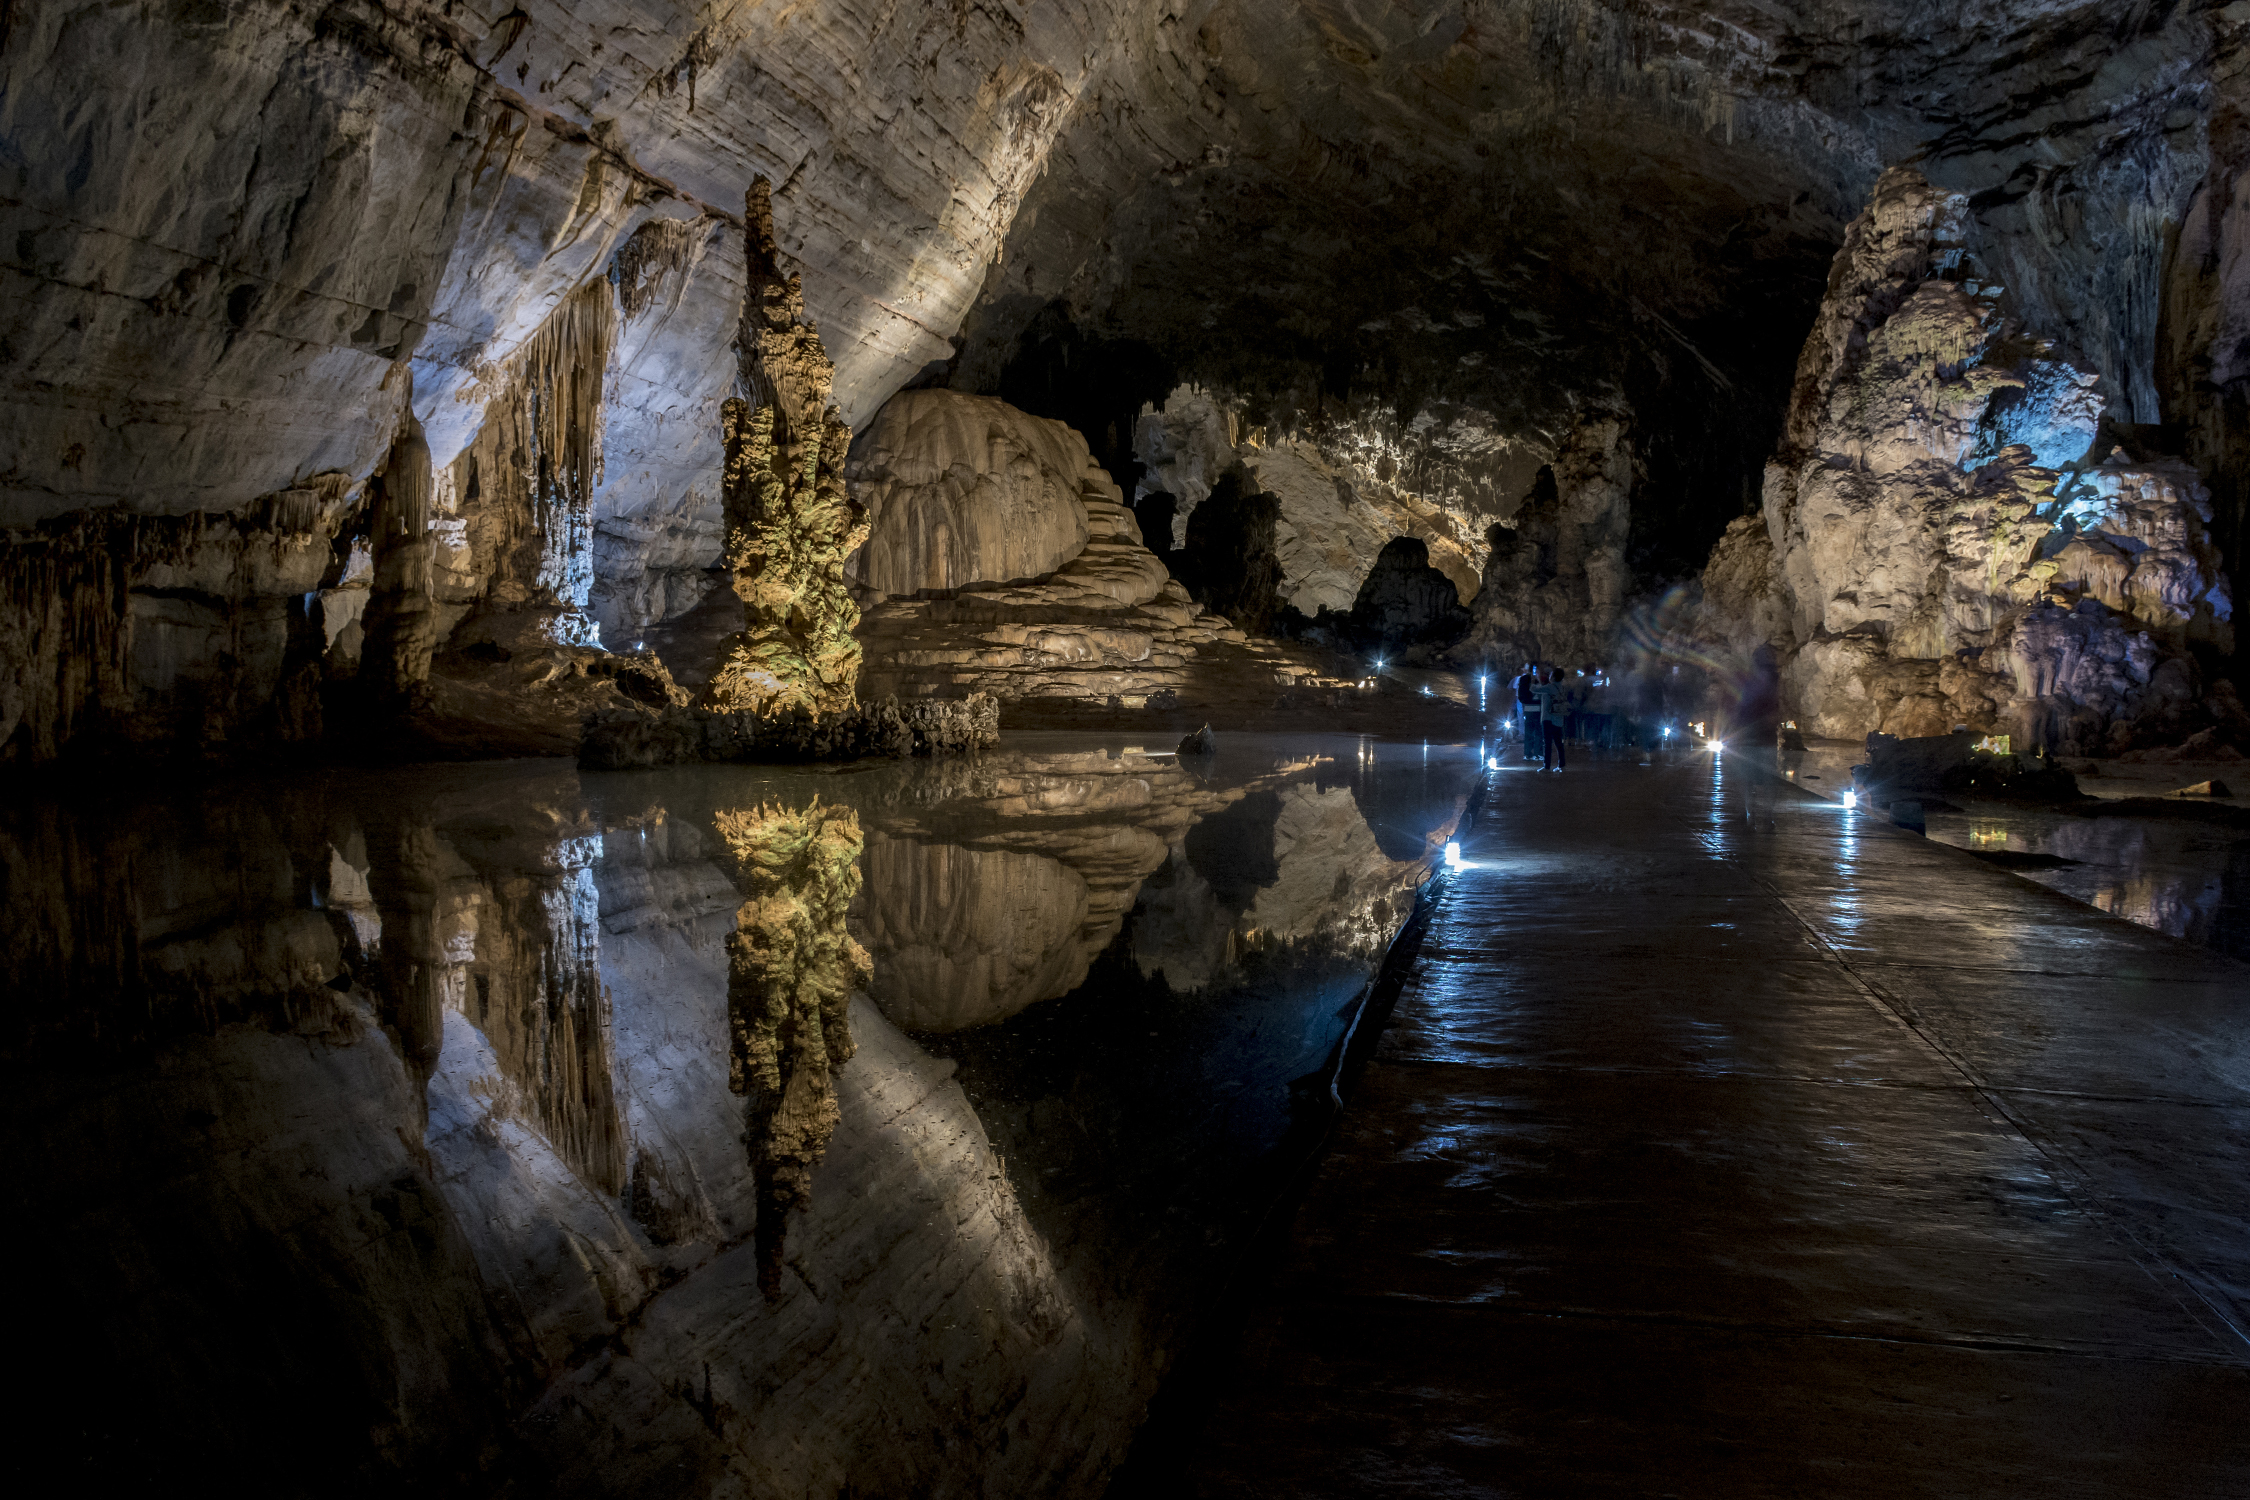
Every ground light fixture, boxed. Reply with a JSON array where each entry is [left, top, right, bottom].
[[1842, 789, 1859, 809], [1444, 841, 1462, 867], [1705, 737, 1725, 753]]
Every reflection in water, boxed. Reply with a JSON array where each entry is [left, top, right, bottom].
[[5, 735, 1482, 1494], [716, 799, 868, 1296], [1926, 803, 2250, 960]]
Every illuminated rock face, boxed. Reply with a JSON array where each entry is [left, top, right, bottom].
[[703, 181, 870, 720], [847, 391, 1094, 594], [1702, 168, 2235, 753], [851, 390, 1242, 706]]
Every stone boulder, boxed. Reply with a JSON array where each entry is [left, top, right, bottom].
[[845, 390, 1093, 594]]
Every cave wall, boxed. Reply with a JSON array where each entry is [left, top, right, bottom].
[[5, 0, 2247, 759], [1701, 165, 2238, 752], [1, 0, 1159, 760], [955, 1, 2247, 695]]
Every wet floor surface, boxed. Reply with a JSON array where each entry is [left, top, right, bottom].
[[1181, 752, 2250, 1498]]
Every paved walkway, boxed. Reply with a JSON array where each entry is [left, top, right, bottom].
[[1186, 752, 2250, 1498]]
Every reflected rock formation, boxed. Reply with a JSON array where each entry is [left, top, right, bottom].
[[858, 746, 1329, 1032], [6, 740, 1483, 1495], [716, 798, 870, 1294]]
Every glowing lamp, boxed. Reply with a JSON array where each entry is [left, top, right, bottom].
[[1444, 841, 1462, 867], [1842, 789, 1858, 809], [1705, 738, 1724, 753]]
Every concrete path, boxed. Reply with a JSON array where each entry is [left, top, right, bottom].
[[1186, 752, 2250, 1498]]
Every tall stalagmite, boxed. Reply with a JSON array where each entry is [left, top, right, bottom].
[[703, 180, 868, 718], [717, 797, 869, 1296]]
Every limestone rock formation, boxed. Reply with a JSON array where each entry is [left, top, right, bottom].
[[1453, 419, 1639, 672], [1332, 536, 1473, 659], [852, 389, 1258, 707], [1699, 167, 2236, 753], [1133, 387, 1530, 616], [846, 390, 1094, 594], [704, 180, 868, 720]]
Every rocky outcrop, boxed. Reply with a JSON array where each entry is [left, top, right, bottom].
[[1452, 418, 1638, 673], [1699, 167, 2236, 753], [846, 390, 1095, 594], [1133, 387, 1531, 616], [851, 389, 1252, 706]]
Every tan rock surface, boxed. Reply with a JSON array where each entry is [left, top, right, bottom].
[[1698, 167, 2235, 754], [847, 390, 1093, 594]]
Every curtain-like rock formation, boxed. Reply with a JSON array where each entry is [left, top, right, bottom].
[[846, 390, 1094, 594], [1700, 167, 2236, 752]]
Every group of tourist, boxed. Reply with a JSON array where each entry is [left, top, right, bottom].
[[1506, 660, 1688, 772]]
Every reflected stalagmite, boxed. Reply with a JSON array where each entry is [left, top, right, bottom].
[[717, 797, 870, 1295], [703, 178, 869, 718]]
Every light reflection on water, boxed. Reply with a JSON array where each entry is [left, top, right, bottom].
[[1, 731, 1482, 1495], [1925, 803, 2250, 960]]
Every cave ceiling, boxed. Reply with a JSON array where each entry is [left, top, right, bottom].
[[0, 0, 2233, 531], [959, 1, 2223, 457]]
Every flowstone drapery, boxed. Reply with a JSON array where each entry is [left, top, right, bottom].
[[717, 797, 869, 1297], [703, 180, 870, 719]]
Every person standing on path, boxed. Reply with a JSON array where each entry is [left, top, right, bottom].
[[1514, 662, 1541, 761], [1731, 644, 1784, 823], [1534, 667, 1568, 772], [1581, 664, 1614, 750]]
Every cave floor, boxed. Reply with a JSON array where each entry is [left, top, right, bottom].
[[1175, 750, 2250, 1498]]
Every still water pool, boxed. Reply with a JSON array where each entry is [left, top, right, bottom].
[[4, 732, 1482, 1495]]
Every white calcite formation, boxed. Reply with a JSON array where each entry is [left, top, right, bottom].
[[847, 390, 1094, 594], [851, 389, 1243, 706], [1133, 386, 1532, 612], [1702, 168, 2235, 752]]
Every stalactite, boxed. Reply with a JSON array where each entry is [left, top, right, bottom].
[[443, 279, 617, 640], [702, 177, 869, 719], [2, 475, 357, 761], [715, 797, 869, 1298]]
